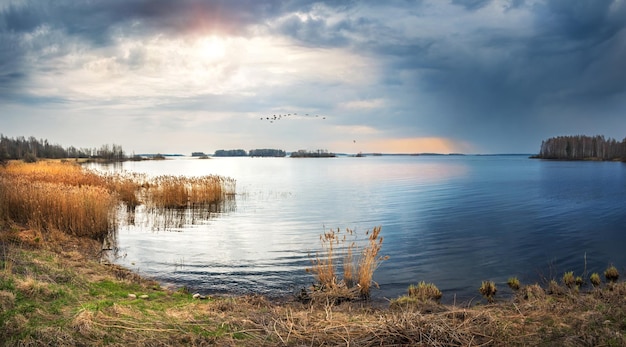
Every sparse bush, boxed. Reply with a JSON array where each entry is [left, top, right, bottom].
[[507, 277, 520, 291], [590, 273, 602, 287], [22, 152, 37, 163], [479, 281, 497, 303], [604, 265, 619, 283]]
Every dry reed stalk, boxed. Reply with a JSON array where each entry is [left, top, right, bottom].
[[308, 229, 340, 291], [307, 226, 387, 300], [356, 226, 387, 297]]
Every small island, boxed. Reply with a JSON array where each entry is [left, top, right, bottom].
[[532, 135, 626, 161], [290, 149, 336, 158]]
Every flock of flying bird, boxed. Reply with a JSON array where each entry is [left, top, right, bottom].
[[258, 111, 358, 144], [259, 112, 326, 123]]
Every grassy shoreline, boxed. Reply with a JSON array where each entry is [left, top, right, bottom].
[[2, 224, 626, 346]]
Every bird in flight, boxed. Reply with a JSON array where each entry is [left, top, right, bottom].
[[258, 112, 328, 124]]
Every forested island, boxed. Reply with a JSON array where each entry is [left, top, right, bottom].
[[0, 134, 128, 163], [213, 149, 286, 157], [533, 135, 626, 161], [290, 149, 336, 158]]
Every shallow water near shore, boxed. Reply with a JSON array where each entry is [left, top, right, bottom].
[[88, 155, 626, 302]]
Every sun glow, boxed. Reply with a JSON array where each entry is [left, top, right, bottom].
[[332, 137, 472, 154], [197, 36, 226, 61]]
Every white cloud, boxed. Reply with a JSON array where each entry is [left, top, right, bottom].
[[339, 98, 386, 110], [20, 32, 379, 109]]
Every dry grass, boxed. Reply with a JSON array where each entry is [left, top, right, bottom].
[[306, 226, 388, 300]]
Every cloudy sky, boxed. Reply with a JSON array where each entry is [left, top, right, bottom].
[[1, 0, 625, 154]]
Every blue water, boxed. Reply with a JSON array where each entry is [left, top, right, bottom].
[[90, 155, 626, 302]]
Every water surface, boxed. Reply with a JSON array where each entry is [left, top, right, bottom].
[[90, 155, 626, 302]]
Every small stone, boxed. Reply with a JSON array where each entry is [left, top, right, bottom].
[[193, 293, 201, 299], [128, 294, 137, 299], [140, 295, 149, 299]]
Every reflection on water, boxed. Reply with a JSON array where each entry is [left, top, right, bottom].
[[94, 156, 626, 303], [119, 197, 237, 231]]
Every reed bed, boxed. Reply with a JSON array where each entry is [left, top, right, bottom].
[[2, 160, 108, 187], [0, 176, 116, 240], [146, 175, 236, 209], [102, 172, 146, 208], [0, 161, 236, 241]]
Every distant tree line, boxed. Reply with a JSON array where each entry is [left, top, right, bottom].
[[249, 149, 286, 157], [536, 135, 626, 161], [0, 134, 126, 162], [290, 149, 336, 158], [213, 149, 247, 157], [213, 149, 286, 157]]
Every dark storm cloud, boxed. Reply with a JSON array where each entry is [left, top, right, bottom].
[[347, 0, 626, 147], [451, 0, 493, 11]]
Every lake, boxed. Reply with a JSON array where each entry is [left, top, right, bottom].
[[89, 155, 626, 303]]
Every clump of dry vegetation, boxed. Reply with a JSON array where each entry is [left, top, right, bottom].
[[590, 272, 602, 287], [562, 271, 576, 288], [306, 226, 388, 301], [507, 276, 521, 291], [390, 281, 443, 310], [604, 265, 620, 283], [479, 280, 497, 303], [407, 282, 443, 302]]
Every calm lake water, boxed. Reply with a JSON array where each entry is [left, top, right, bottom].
[[90, 155, 626, 302]]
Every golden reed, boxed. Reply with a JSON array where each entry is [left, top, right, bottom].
[[0, 161, 236, 240]]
